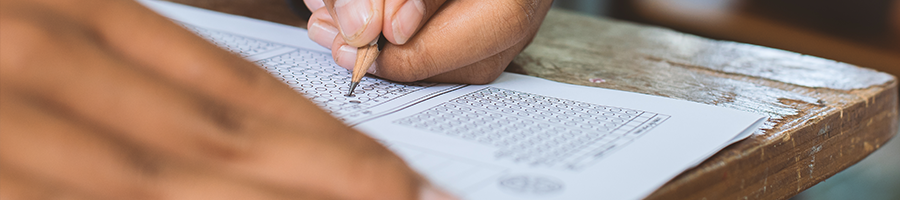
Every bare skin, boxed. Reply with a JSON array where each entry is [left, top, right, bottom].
[[306, 0, 555, 84], [0, 0, 553, 198], [0, 0, 456, 199]]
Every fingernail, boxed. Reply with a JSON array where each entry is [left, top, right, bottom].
[[392, 0, 425, 44], [335, 45, 357, 70], [308, 22, 339, 48], [366, 62, 377, 74], [334, 0, 374, 43], [419, 185, 459, 200]]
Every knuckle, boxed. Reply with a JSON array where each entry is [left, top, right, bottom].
[[494, 0, 544, 41], [495, 7, 526, 35], [200, 100, 247, 133], [191, 100, 251, 160]]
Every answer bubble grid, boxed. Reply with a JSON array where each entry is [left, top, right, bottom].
[[256, 51, 438, 120], [181, 24, 284, 56], [182, 24, 437, 121], [184, 25, 441, 121], [183, 24, 505, 192], [394, 87, 670, 170]]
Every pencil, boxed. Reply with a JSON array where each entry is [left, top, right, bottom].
[[346, 38, 380, 97]]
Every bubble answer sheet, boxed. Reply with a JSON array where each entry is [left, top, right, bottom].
[[140, 1, 767, 199]]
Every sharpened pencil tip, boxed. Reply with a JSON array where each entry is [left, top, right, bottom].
[[346, 81, 359, 97]]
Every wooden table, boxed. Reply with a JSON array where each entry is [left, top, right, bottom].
[[164, 1, 899, 199], [629, 0, 900, 77]]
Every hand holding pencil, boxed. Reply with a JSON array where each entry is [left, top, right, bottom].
[[304, 0, 555, 84]]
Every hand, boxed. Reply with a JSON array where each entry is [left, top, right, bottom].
[[305, 0, 553, 84], [0, 0, 454, 199]]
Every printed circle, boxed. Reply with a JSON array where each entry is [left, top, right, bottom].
[[498, 174, 564, 195]]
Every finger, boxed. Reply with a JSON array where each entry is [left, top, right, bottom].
[[0, 92, 156, 199], [382, 0, 446, 45], [311, 8, 376, 78], [375, 0, 553, 83], [0, 94, 313, 200], [303, 0, 326, 11], [330, 30, 381, 74], [0, 11, 245, 163], [323, 0, 384, 47], [85, 0, 337, 128], [217, 114, 427, 200], [0, 164, 92, 200], [308, 7, 340, 48], [80, 3, 429, 199], [308, 8, 359, 72], [420, 36, 532, 84], [157, 165, 311, 200], [20, 1, 442, 199], [72, 2, 429, 199], [331, 33, 361, 70]]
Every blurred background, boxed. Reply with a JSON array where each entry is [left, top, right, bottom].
[[549, 0, 900, 199]]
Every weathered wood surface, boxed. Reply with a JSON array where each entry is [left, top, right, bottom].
[[629, 0, 900, 78], [162, 1, 899, 199], [515, 10, 897, 200]]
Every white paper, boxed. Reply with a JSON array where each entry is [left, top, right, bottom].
[[140, 1, 767, 199]]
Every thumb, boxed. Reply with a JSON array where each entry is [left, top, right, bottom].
[[324, 0, 384, 47], [382, 0, 447, 45]]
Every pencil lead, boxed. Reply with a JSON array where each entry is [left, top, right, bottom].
[[346, 81, 359, 97]]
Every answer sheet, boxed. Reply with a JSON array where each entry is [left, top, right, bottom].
[[141, 1, 767, 199]]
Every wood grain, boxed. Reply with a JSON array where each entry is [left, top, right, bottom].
[[514, 10, 897, 200], [160, 1, 899, 199]]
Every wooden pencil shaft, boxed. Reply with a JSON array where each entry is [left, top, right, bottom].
[[350, 43, 379, 82]]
